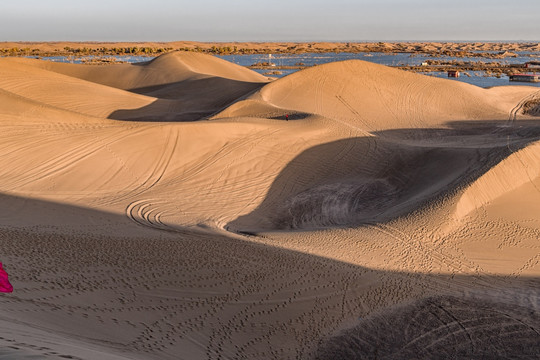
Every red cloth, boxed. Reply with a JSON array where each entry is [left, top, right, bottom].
[[0, 262, 13, 293]]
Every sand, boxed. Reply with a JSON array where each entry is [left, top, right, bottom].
[[0, 51, 539, 359]]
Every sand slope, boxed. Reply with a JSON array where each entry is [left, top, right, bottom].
[[0, 52, 269, 121], [5, 52, 268, 89], [217, 60, 534, 131], [0, 53, 539, 359]]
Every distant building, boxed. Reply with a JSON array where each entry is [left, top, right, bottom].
[[509, 74, 540, 83], [447, 70, 460, 78], [525, 61, 540, 69]]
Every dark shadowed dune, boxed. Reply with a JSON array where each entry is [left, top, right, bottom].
[[315, 292, 540, 360], [229, 120, 540, 232]]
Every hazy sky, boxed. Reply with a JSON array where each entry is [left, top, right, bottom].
[[1, 0, 539, 42]]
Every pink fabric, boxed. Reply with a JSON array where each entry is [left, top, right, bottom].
[[0, 262, 13, 293]]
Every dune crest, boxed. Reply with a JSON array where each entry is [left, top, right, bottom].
[[455, 139, 540, 220], [218, 60, 526, 132], [0, 52, 270, 122]]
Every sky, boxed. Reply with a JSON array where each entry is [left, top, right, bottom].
[[1, 0, 539, 42]]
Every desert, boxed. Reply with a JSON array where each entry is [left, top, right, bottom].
[[0, 49, 539, 359]]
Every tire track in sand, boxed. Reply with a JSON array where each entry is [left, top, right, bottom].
[[3, 125, 151, 191], [508, 90, 540, 124], [105, 126, 179, 207], [126, 199, 179, 233], [506, 90, 540, 196]]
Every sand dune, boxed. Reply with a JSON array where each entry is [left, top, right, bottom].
[[0, 52, 268, 121], [0, 52, 539, 359], [0, 58, 155, 119], [7, 52, 268, 89], [316, 290, 540, 359], [217, 60, 528, 131], [456, 138, 540, 220]]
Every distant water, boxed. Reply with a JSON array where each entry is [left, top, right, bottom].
[[25, 52, 540, 88], [220, 51, 540, 67], [217, 52, 540, 88]]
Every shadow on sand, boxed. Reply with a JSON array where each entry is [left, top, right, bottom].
[[109, 77, 265, 122], [228, 119, 540, 232], [2, 119, 540, 358], [0, 192, 539, 358]]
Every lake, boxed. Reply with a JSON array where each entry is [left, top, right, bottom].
[[26, 52, 540, 88], [217, 52, 540, 88]]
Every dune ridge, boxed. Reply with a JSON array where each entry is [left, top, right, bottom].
[[217, 60, 523, 131], [455, 139, 540, 220], [0, 52, 269, 122], [0, 52, 539, 359]]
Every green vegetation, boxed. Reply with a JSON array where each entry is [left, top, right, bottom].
[[0, 44, 315, 57], [2, 42, 536, 59], [0, 46, 177, 57]]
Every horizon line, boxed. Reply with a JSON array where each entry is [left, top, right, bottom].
[[1, 39, 539, 44]]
